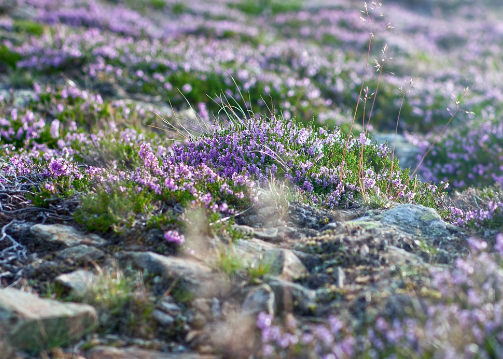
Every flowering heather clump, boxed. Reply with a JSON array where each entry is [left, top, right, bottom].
[[257, 235, 503, 358], [69, 138, 255, 233], [0, 86, 255, 236], [171, 114, 444, 209], [416, 110, 503, 191], [0, 108, 46, 148], [12, 0, 163, 38], [164, 230, 185, 245], [444, 186, 503, 230]]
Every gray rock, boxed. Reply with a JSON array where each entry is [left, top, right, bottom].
[[24, 259, 62, 279], [0, 288, 97, 353], [207, 312, 257, 357], [265, 277, 316, 314], [234, 237, 278, 264], [257, 206, 279, 218], [131, 252, 229, 297], [55, 245, 105, 262], [192, 298, 211, 319], [350, 204, 453, 240], [386, 246, 423, 265], [254, 227, 279, 241], [159, 300, 181, 316], [321, 222, 338, 232], [381, 204, 449, 237], [55, 270, 97, 295], [30, 224, 107, 249], [231, 224, 255, 237], [242, 284, 275, 316], [262, 249, 308, 280], [86, 346, 206, 359], [359, 244, 370, 257], [152, 310, 175, 327], [0, 341, 15, 359], [373, 133, 419, 171]]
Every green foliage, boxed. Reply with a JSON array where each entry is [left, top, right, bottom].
[[26, 184, 57, 208], [13, 20, 45, 36], [172, 285, 194, 304], [149, 0, 166, 10], [71, 266, 155, 336], [247, 256, 273, 284], [172, 2, 188, 14], [0, 45, 21, 69], [229, 0, 303, 15], [215, 248, 244, 277], [75, 183, 156, 233]]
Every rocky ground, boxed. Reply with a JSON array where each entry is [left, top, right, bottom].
[[0, 194, 474, 358]]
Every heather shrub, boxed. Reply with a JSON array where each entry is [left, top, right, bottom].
[[170, 113, 445, 209], [416, 110, 503, 191], [445, 186, 503, 231]]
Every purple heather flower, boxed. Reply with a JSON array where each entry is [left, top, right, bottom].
[[164, 230, 185, 245], [49, 158, 69, 177], [182, 84, 193, 93], [467, 238, 488, 252], [50, 119, 60, 138], [302, 333, 314, 344], [263, 344, 274, 356], [328, 316, 343, 334], [495, 233, 503, 254], [257, 312, 273, 329]]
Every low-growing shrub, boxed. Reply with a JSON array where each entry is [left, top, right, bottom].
[[445, 186, 503, 231], [170, 113, 445, 209], [417, 111, 503, 191]]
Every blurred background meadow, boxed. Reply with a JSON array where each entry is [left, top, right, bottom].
[[1, 0, 502, 191], [0, 0, 503, 189]]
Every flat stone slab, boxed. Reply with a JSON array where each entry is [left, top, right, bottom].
[[131, 252, 229, 297], [262, 248, 308, 280], [381, 204, 447, 235], [0, 288, 97, 352], [254, 227, 279, 241], [56, 270, 97, 295], [30, 224, 107, 249], [55, 245, 105, 261], [86, 346, 210, 359], [350, 204, 455, 239], [234, 237, 278, 264]]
